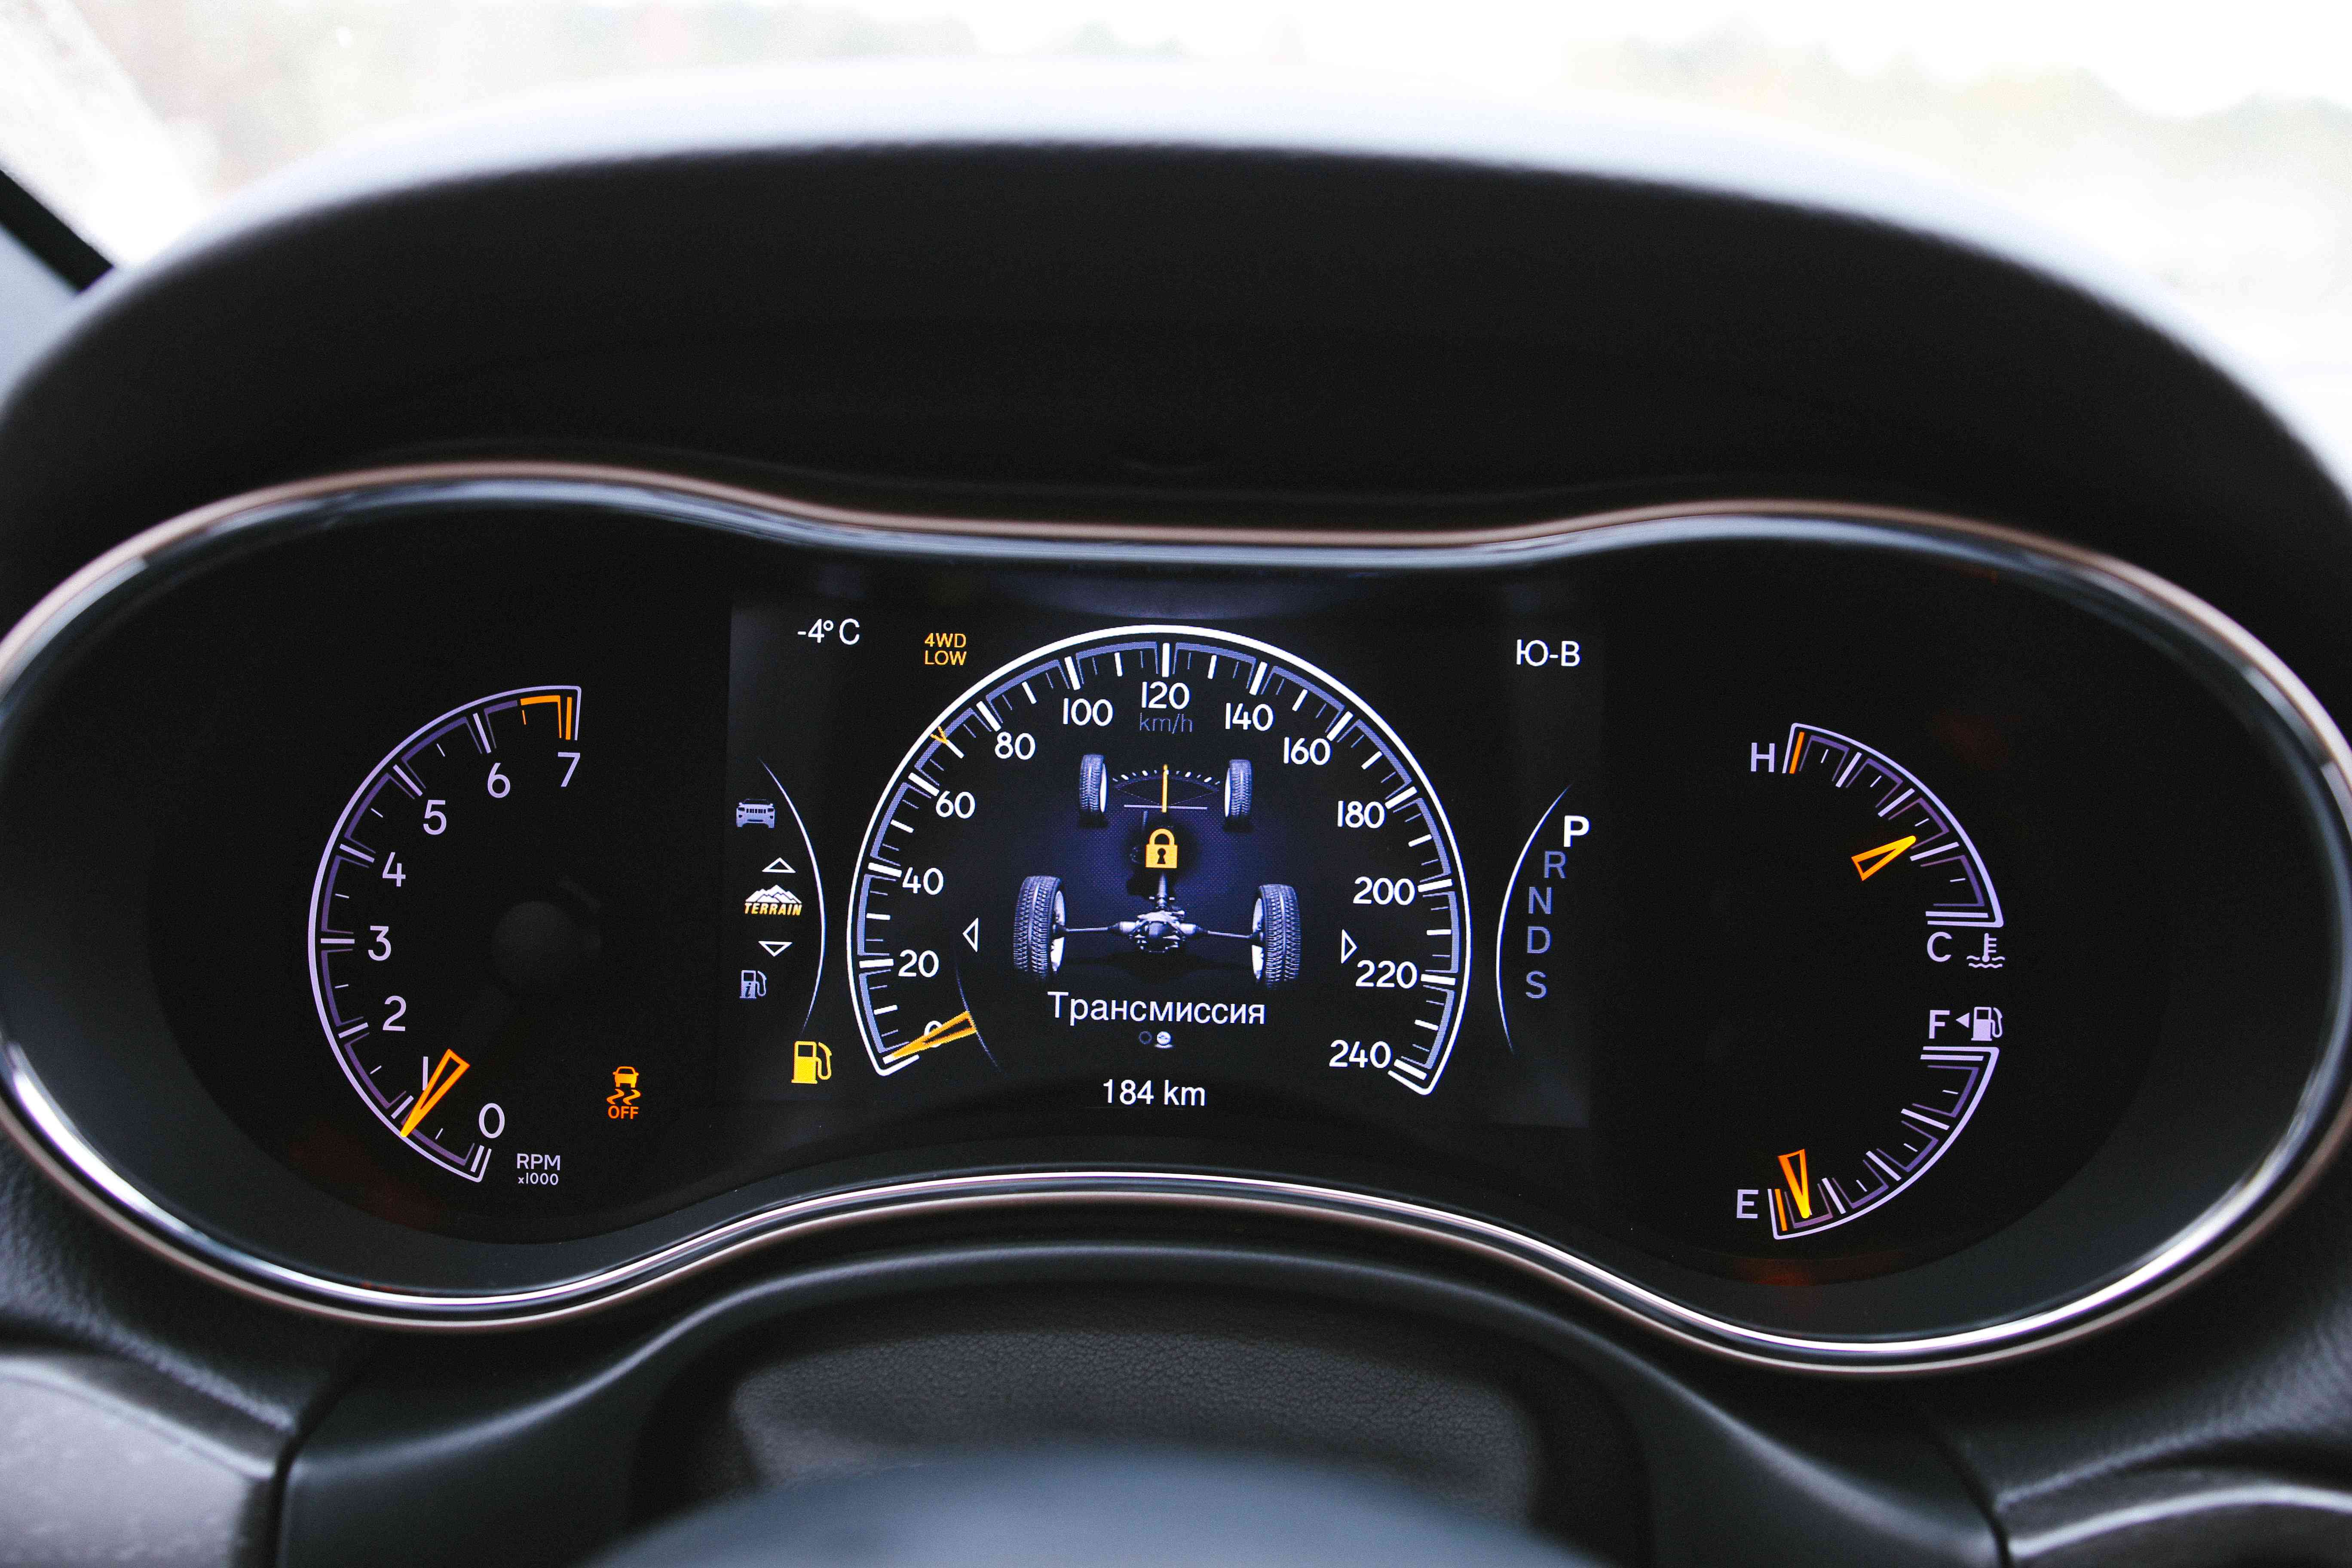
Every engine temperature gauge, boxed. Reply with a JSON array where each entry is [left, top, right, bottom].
[[1748, 725, 2006, 1240], [1502, 721, 2013, 1254]]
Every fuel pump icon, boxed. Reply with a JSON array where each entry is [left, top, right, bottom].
[[1969, 1006, 2003, 1042], [791, 1040, 833, 1084]]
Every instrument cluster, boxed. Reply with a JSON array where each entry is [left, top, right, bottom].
[[0, 468, 2344, 1370]]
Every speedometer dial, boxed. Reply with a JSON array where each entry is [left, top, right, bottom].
[[848, 628, 1469, 1096]]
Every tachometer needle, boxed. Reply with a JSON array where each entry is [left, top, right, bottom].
[[401, 1049, 470, 1136]]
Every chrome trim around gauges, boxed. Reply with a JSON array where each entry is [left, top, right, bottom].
[[1, 460, 2349, 1372]]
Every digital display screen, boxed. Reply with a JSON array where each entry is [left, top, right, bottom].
[[723, 601, 1592, 1124]]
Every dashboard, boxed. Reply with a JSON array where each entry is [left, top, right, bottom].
[[8, 70, 2352, 1568], [0, 464, 2344, 1377]]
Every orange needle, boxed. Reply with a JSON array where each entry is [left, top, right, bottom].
[[882, 1011, 978, 1063], [401, 1050, 470, 1136], [1777, 1149, 1813, 1220], [1851, 836, 1919, 881]]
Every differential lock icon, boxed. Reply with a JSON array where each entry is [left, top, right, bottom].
[[1011, 755, 1298, 986]]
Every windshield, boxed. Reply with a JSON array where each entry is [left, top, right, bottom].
[[3, 2, 2349, 459]]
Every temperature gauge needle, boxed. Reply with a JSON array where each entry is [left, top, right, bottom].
[[401, 1049, 470, 1136], [1851, 835, 1918, 882]]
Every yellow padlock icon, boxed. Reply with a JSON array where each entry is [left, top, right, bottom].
[[1144, 827, 1180, 870]]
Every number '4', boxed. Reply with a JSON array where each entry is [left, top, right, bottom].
[[381, 853, 406, 886]]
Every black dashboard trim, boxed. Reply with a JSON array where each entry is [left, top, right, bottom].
[[3, 459, 2348, 1376], [280, 1235, 1999, 1568]]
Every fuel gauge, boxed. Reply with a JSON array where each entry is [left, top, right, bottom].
[[1501, 721, 2016, 1256], [1738, 724, 2009, 1240]]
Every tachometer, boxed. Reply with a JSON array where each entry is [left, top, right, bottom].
[[848, 628, 1469, 1096], [306, 685, 639, 1183]]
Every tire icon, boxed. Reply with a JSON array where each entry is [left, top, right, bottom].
[[1014, 875, 1066, 978], [1223, 759, 1253, 821], [1078, 754, 1107, 818], [1252, 883, 1300, 986]]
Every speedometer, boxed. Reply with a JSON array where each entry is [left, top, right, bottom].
[[847, 627, 1469, 1096]]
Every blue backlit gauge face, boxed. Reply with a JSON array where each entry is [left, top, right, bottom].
[[846, 627, 1470, 1103]]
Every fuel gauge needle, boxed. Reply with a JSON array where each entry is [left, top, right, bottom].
[[401, 1049, 470, 1137]]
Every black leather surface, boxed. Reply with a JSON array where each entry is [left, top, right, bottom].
[[0, 1350, 280, 1567], [646, 1283, 1641, 1554], [1916, 1145, 2352, 1543], [589, 1450, 1608, 1568], [2002, 1465, 2352, 1568], [280, 1241, 1998, 1568], [0, 1135, 369, 1436]]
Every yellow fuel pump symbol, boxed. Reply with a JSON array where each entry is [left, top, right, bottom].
[[1145, 828, 1180, 870], [792, 1040, 832, 1084]]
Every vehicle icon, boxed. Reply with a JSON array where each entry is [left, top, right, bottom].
[[735, 800, 777, 828], [1011, 753, 1298, 986], [607, 1064, 642, 1120]]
